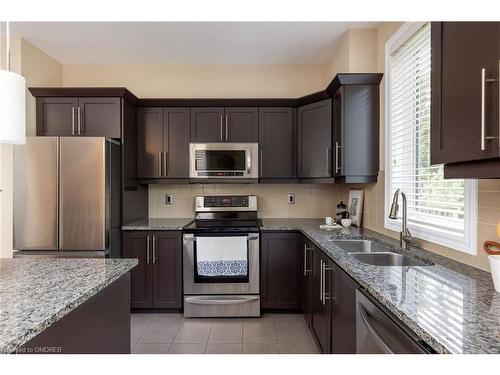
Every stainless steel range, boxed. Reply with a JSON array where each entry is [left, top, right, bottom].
[[183, 195, 260, 318]]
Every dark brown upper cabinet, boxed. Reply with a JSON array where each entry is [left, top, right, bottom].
[[431, 22, 500, 167], [191, 107, 258, 142], [297, 98, 333, 179], [137, 107, 190, 180], [332, 83, 380, 183], [258, 107, 295, 179], [36, 97, 121, 138], [260, 232, 302, 310], [122, 230, 182, 309]]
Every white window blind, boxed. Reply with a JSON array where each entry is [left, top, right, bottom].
[[385, 22, 477, 254]]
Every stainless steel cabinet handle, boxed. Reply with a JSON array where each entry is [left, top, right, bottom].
[[303, 244, 312, 276], [71, 107, 75, 135], [481, 68, 487, 150], [163, 151, 168, 177], [335, 141, 341, 173], [359, 305, 395, 354], [158, 151, 163, 177], [323, 264, 333, 305], [77, 107, 82, 135], [146, 235, 150, 264], [260, 149, 263, 177], [325, 147, 331, 176], [152, 235, 157, 264], [220, 115, 223, 141], [320, 259, 323, 302], [225, 115, 228, 141], [481, 67, 500, 150]]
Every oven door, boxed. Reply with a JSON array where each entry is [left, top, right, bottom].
[[189, 143, 258, 179], [183, 232, 259, 295]]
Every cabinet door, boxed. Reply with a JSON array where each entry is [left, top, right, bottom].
[[78, 98, 121, 138], [261, 232, 301, 310], [190, 107, 225, 142], [301, 238, 314, 326], [122, 231, 153, 309], [311, 249, 332, 354], [164, 108, 190, 178], [36, 97, 78, 136], [259, 107, 294, 178], [431, 22, 500, 164], [137, 108, 164, 179], [331, 264, 358, 354], [151, 231, 182, 309], [298, 99, 332, 178], [225, 107, 259, 142]]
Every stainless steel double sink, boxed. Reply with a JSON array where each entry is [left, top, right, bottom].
[[330, 239, 433, 267]]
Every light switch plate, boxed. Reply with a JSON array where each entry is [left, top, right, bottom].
[[166, 194, 173, 205], [288, 194, 295, 204]]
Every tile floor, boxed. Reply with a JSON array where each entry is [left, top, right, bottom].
[[131, 313, 319, 354]]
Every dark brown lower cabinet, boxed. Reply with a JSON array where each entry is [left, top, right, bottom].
[[331, 263, 358, 354], [122, 230, 182, 309], [311, 247, 333, 354], [299, 235, 359, 354], [301, 237, 314, 326], [261, 232, 302, 310]]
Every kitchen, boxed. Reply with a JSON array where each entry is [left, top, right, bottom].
[[1, 1, 500, 372]]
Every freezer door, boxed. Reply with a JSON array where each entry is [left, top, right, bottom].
[[13, 137, 59, 250], [59, 137, 108, 250]]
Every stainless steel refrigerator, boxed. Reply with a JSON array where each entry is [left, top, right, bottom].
[[13, 137, 121, 256]]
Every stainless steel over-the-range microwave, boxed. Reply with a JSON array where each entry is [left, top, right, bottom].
[[189, 143, 259, 179]]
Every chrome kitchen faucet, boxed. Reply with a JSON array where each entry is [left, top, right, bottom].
[[389, 189, 412, 249]]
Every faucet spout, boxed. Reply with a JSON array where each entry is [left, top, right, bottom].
[[388, 189, 412, 249]]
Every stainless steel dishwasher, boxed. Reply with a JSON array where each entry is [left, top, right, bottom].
[[356, 290, 433, 354]]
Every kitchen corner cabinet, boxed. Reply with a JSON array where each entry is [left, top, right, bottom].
[[297, 98, 333, 179], [260, 232, 302, 310], [137, 107, 190, 179], [332, 84, 380, 183], [431, 22, 500, 177], [36, 97, 121, 138], [258, 107, 295, 179], [191, 107, 258, 142], [122, 231, 182, 309]]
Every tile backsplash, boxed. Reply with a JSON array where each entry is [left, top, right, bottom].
[[149, 184, 341, 218]]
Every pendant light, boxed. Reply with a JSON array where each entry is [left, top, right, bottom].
[[0, 22, 26, 144]]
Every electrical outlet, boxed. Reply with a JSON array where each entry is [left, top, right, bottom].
[[288, 194, 295, 204], [165, 194, 173, 205]]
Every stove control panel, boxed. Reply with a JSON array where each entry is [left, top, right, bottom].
[[195, 195, 257, 212]]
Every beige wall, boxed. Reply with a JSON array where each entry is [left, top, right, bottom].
[[63, 64, 326, 98], [0, 38, 62, 258], [21, 39, 63, 136], [149, 184, 340, 219]]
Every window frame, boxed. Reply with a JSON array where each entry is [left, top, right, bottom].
[[384, 22, 477, 255]]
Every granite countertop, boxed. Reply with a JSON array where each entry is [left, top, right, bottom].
[[0, 258, 137, 354], [261, 218, 500, 354], [122, 218, 194, 231]]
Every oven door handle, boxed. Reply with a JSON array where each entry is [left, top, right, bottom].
[[185, 296, 259, 305], [185, 234, 259, 242]]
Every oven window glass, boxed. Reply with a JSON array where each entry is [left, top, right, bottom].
[[197, 150, 246, 171], [194, 236, 249, 283]]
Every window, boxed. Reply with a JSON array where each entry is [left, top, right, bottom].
[[385, 22, 477, 254]]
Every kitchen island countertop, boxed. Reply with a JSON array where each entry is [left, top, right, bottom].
[[0, 258, 137, 354]]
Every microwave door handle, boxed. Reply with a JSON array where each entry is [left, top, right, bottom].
[[246, 150, 251, 174]]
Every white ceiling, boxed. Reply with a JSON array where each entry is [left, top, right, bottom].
[[11, 22, 377, 65]]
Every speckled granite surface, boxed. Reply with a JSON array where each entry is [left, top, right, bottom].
[[0, 258, 137, 354], [122, 218, 193, 231], [261, 218, 500, 354]]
